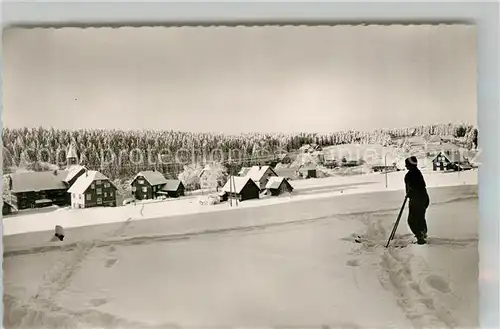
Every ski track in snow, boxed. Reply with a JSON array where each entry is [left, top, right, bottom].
[[346, 205, 476, 329], [7, 218, 136, 329]]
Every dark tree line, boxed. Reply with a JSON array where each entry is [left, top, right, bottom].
[[2, 123, 477, 180]]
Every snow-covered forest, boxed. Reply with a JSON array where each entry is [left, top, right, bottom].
[[2, 123, 477, 180]]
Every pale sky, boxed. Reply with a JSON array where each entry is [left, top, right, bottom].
[[3, 25, 477, 134]]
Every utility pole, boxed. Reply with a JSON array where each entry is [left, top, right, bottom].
[[384, 154, 388, 189]]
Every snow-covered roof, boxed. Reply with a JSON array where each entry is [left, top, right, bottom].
[[238, 167, 251, 176], [298, 165, 317, 171], [222, 176, 258, 194], [161, 180, 183, 192], [64, 165, 86, 183], [246, 166, 277, 182], [68, 171, 115, 194], [133, 170, 168, 186], [9, 170, 69, 193], [274, 167, 299, 178], [265, 176, 292, 190]]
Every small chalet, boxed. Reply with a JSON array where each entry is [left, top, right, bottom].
[[265, 177, 294, 196], [323, 153, 338, 168], [432, 151, 472, 171], [131, 170, 168, 200], [298, 165, 317, 179], [160, 180, 185, 198], [3, 199, 17, 216], [68, 170, 117, 209], [245, 165, 278, 190], [220, 176, 260, 202]]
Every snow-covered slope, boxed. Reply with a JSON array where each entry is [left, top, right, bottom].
[[3, 182, 478, 329]]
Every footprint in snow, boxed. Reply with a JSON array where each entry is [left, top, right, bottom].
[[346, 259, 360, 267], [105, 258, 119, 268], [425, 274, 451, 293]]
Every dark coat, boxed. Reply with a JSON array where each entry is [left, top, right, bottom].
[[404, 167, 429, 206]]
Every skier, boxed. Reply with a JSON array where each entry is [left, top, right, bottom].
[[404, 156, 430, 244]]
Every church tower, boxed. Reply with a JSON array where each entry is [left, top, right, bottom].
[[66, 144, 78, 167]]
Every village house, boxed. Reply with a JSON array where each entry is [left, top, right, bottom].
[[6, 147, 85, 210], [131, 170, 168, 200], [322, 153, 338, 168], [68, 170, 118, 209], [298, 165, 317, 179], [220, 176, 260, 202], [265, 177, 294, 196], [159, 180, 185, 198], [6, 170, 70, 209], [432, 151, 472, 171], [245, 165, 278, 190]]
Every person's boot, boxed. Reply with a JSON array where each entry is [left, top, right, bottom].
[[416, 235, 427, 245]]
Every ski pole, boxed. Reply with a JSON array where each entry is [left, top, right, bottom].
[[385, 195, 408, 248]]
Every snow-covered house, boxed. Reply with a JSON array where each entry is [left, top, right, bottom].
[[131, 170, 168, 200], [68, 170, 117, 209], [245, 165, 278, 190], [6, 145, 86, 210], [265, 177, 294, 196], [159, 180, 185, 198], [432, 151, 472, 171], [298, 165, 317, 179], [220, 176, 260, 202]]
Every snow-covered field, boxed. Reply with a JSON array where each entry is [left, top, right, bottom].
[[3, 170, 478, 329]]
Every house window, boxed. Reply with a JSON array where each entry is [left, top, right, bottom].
[[104, 192, 108, 197], [96, 188, 102, 195], [110, 191, 114, 197], [97, 198, 102, 204], [79, 194, 82, 200], [72, 193, 75, 198], [104, 182, 110, 188], [96, 180, 102, 185], [142, 187, 147, 193], [91, 183, 95, 189], [138, 180, 144, 184], [132, 186, 136, 192], [86, 194, 92, 201]]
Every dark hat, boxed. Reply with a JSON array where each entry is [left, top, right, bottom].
[[405, 156, 418, 167]]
